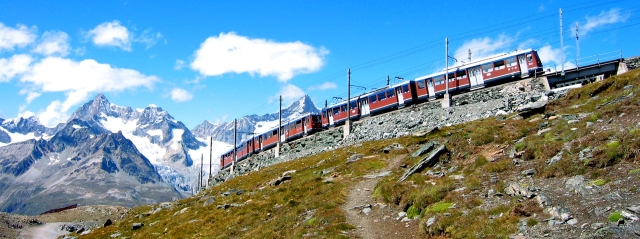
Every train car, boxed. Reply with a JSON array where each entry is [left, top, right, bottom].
[[284, 113, 322, 141], [414, 49, 543, 100], [321, 100, 360, 128], [220, 150, 234, 169]]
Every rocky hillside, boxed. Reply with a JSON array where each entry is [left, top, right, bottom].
[[70, 68, 640, 238]]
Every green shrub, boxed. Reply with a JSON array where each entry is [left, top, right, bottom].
[[427, 202, 453, 213], [527, 219, 538, 227], [609, 211, 623, 222], [407, 205, 421, 219]]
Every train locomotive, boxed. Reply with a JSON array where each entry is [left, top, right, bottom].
[[221, 49, 543, 169]]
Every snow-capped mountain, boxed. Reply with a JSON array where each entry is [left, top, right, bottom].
[[192, 95, 320, 144], [66, 94, 214, 192], [0, 119, 181, 215], [0, 116, 58, 147]]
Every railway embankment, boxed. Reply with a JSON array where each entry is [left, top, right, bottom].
[[625, 56, 640, 70], [210, 76, 562, 186]]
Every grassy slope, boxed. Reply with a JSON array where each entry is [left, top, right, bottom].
[[80, 68, 640, 239]]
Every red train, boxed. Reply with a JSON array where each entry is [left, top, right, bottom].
[[221, 49, 543, 169]]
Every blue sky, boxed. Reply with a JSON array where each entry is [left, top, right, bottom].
[[0, 0, 638, 129]]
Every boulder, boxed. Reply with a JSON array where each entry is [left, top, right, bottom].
[[132, 223, 144, 230]]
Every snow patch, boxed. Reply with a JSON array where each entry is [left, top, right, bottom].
[[147, 129, 163, 140], [72, 125, 85, 129], [0, 126, 45, 146]]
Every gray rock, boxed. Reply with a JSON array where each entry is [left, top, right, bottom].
[[591, 223, 605, 230], [622, 211, 639, 221], [411, 142, 437, 157], [346, 154, 365, 164], [546, 151, 563, 165], [565, 175, 587, 196], [626, 205, 640, 214], [504, 182, 535, 198], [567, 218, 578, 225], [426, 217, 436, 227], [521, 169, 536, 176], [132, 223, 144, 230], [398, 143, 446, 182], [203, 197, 216, 207], [536, 193, 550, 208], [362, 208, 371, 215]]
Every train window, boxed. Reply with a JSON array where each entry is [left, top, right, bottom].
[[417, 80, 425, 89], [369, 95, 377, 103], [333, 107, 340, 115], [341, 105, 347, 112], [493, 60, 505, 70], [482, 63, 493, 73], [387, 90, 394, 97], [312, 115, 321, 123], [456, 70, 466, 80], [272, 130, 277, 136], [378, 92, 386, 100], [350, 101, 357, 109], [447, 73, 455, 82], [506, 58, 517, 67], [402, 85, 409, 92], [434, 76, 444, 85], [526, 53, 532, 61]]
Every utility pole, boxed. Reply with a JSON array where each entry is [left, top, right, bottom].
[[386, 75, 390, 87], [560, 8, 565, 76], [345, 68, 351, 139], [231, 119, 236, 174], [576, 22, 580, 68], [442, 37, 451, 108], [276, 96, 282, 158], [208, 136, 212, 183]]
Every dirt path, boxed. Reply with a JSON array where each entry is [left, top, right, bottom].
[[342, 155, 420, 239]]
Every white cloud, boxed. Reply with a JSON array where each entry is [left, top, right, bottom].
[[0, 23, 37, 51], [86, 20, 131, 51], [308, 81, 337, 91], [170, 88, 193, 102], [577, 8, 630, 37], [174, 59, 185, 70], [32, 31, 70, 56], [190, 32, 328, 82], [0, 54, 33, 82], [135, 29, 163, 49], [537, 45, 575, 71], [453, 34, 516, 64], [17, 56, 159, 126], [269, 84, 306, 105]]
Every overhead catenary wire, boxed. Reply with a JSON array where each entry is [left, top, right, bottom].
[[230, 0, 639, 119]]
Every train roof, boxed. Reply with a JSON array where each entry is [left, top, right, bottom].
[[414, 49, 535, 80]]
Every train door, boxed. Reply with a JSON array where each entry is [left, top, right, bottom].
[[518, 55, 529, 77], [396, 87, 404, 106], [303, 117, 308, 135], [280, 127, 286, 143], [259, 136, 263, 151], [360, 97, 370, 116], [427, 79, 435, 100], [469, 66, 484, 90], [328, 109, 334, 126]]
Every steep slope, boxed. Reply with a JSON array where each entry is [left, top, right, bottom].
[[0, 119, 180, 215], [67, 94, 209, 193], [192, 95, 320, 144]]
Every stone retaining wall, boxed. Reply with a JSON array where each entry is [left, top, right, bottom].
[[625, 56, 640, 70], [209, 77, 562, 186]]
